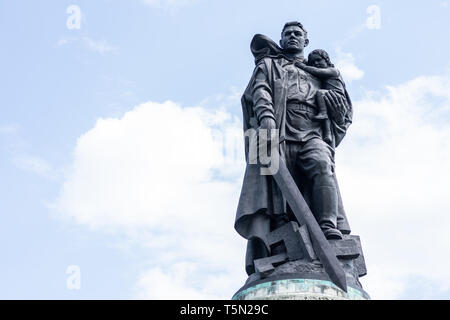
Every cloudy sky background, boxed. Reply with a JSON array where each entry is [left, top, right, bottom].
[[1, 0, 450, 299]]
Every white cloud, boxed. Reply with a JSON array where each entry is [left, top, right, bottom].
[[135, 262, 237, 299], [141, 0, 200, 9], [56, 39, 70, 47], [54, 100, 247, 299], [56, 37, 116, 55], [335, 49, 365, 83], [13, 155, 56, 180], [338, 74, 450, 299], [0, 124, 18, 135], [81, 37, 116, 55], [0, 124, 57, 180]]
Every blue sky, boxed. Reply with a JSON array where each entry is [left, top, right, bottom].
[[1, 0, 450, 299]]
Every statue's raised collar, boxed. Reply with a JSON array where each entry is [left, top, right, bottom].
[[250, 34, 305, 64]]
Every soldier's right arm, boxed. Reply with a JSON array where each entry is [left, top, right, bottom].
[[252, 61, 275, 124]]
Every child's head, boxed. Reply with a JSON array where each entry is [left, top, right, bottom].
[[307, 49, 334, 68]]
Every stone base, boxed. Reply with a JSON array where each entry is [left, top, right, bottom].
[[232, 234, 370, 300], [232, 278, 370, 300]]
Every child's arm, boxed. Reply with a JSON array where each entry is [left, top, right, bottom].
[[295, 62, 339, 79]]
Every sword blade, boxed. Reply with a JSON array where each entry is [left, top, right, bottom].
[[270, 157, 348, 292]]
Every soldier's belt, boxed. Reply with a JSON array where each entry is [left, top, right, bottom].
[[286, 102, 317, 114]]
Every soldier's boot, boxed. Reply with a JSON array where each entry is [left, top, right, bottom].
[[313, 185, 343, 240]]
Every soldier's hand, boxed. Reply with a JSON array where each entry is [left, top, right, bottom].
[[259, 117, 276, 130], [323, 91, 346, 125]]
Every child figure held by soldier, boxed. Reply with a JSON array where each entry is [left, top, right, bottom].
[[296, 49, 349, 145]]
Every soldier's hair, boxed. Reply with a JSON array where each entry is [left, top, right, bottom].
[[307, 49, 334, 67], [281, 21, 308, 39]]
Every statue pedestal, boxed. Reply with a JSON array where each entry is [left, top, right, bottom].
[[233, 234, 370, 300], [232, 278, 369, 300]]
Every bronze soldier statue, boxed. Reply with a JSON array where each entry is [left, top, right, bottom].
[[235, 21, 354, 279]]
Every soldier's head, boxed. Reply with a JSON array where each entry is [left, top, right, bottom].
[[280, 21, 309, 53]]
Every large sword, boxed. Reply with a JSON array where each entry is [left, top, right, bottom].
[[266, 155, 348, 292]]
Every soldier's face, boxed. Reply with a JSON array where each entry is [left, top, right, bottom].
[[280, 26, 307, 53]]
